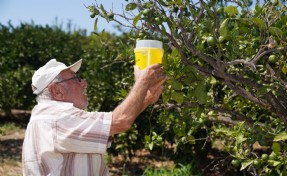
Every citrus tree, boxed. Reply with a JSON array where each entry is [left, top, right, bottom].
[[88, 0, 287, 174]]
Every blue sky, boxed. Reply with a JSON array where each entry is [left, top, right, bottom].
[[0, 0, 128, 35]]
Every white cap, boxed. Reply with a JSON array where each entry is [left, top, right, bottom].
[[32, 58, 82, 94]]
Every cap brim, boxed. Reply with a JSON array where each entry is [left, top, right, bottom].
[[68, 59, 82, 72]]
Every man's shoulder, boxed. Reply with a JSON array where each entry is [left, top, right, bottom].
[[30, 100, 78, 120]]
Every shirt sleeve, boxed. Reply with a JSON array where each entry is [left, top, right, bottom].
[[54, 108, 113, 154]]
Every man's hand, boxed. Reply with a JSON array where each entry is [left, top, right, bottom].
[[134, 64, 166, 88], [134, 64, 167, 106], [144, 78, 166, 105]]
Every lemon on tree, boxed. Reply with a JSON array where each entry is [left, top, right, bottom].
[[253, 159, 261, 168], [268, 55, 277, 63], [261, 153, 269, 161], [155, 17, 162, 25], [269, 152, 277, 160], [143, 9, 151, 16], [207, 36, 216, 46], [282, 64, 287, 74], [231, 159, 241, 168]]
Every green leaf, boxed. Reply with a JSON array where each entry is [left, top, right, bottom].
[[195, 81, 207, 104], [170, 49, 180, 58], [202, 2, 214, 18], [195, 108, 204, 118], [125, 2, 137, 11], [171, 81, 183, 91], [251, 18, 266, 29], [267, 160, 281, 167], [168, 49, 181, 66], [157, 0, 167, 6], [133, 12, 142, 27], [237, 18, 250, 25], [274, 132, 287, 141], [144, 135, 151, 142], [161, 24, 166, 36], [91, 31, 99, 36], [236, 134, 247, 144], [162, 92, 170, 104], [275, 16, 287, 28], [224, 6, 238, 17], [240, 160, 253, 171], [269, 27, 283, 37], [100, 4, 107, 15], [187, 135, 195, 144], [255, 3, 262, 14], [214, 128, 234, 136], [148, 142, 154, 150], [183, 65, 199, 79], [219, 19, 229, 38], [93, 18, 98, 31], [272, 142, 281, 155], [257, 85, 271, 96], [171, 91, 184, 104], [115, 144, 124, 150]]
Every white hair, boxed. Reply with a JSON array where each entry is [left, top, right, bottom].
[[35, 75, 66, 103]]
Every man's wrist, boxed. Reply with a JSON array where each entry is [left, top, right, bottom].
[[133, 79, 149, 92]]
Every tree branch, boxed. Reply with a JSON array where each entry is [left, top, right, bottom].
[[251, 47, 287, 65], [156, 101, 253, 126]]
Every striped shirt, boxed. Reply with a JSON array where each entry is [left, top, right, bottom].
[[22, 100, 112, 176]]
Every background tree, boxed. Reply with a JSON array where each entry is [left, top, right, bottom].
[[0, 23, 133, 122], [0, 23, 86, 121], [88, 0, 287, 174]]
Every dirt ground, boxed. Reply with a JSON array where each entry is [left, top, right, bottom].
[[0, 129, 24, 176]]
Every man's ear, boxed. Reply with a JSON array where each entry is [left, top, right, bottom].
[[48, 83, 64, 101]]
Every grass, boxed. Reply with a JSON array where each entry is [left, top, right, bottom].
[[1, 158, 20, 166], [142, 163, 202, 176], [0, 122, 21, 136]]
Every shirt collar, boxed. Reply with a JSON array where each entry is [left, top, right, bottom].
[[37, 100, 74, 107]]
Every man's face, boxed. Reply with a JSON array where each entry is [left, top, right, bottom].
[[58, 69, 88, 109]]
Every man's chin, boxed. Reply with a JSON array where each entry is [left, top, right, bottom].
[[82, 99, 89, 109], [83, 102, 89, 109], [74, 100, 89, 110]]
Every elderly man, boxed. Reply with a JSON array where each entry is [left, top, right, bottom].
[[22, 58, 166, 176]]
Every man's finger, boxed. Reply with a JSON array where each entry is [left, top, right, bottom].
[[134, 65, 140, 71], [146, 63, 163, 70], [149, 76, 167, 92]]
